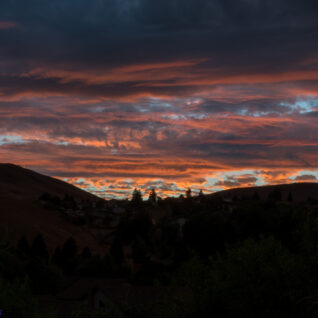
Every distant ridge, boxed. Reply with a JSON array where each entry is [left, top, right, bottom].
[[212, 182, 318, 202]]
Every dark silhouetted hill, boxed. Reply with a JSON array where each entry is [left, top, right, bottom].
[[211, 182, 318, 202], [0, 163, 96, 201], [0, 163, 102, 253]]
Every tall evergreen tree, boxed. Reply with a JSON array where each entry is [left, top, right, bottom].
[[288, 191, 293, 202], [81, 246, 92, 259], [51, 245, 63, 268], [148, 188, 157, 204], [62, 237, 78, 258], [60, 237, 78, 274], [186, 188, 192, 199], [17, 235, 30, 256], [110, 238, 124, 265], [132, 237, 148, 263], [31, 234, 49, 263], [131, 188, 143, 206]]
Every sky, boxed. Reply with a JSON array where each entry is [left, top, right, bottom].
[[0, 0, 317, 199]]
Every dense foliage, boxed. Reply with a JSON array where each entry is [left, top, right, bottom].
[[1, 189, 318, 317]]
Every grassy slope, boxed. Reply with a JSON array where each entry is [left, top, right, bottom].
[[0, 164, 103, 253]]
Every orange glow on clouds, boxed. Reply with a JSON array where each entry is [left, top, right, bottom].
[[0, 52, 317, 198]]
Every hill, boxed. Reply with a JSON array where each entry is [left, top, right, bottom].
[[212, 182, 318, 202], [0, 164, 103, 253], [0, 163, 317, 254], [0, 163, 96, 201]]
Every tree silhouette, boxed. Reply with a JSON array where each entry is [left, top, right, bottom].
[[252, 191, 260, 201], [148, 189, 157, 204], [81, 246, 92, 259], [62, 237, 78, 258], [51, 245, 63, 268], [132, 237, 148, 263], [110, 238, 125, 265], [186, 188, 192, 199], [288, 191, 293, 202], [131, 188, 143, 207], [268, 187, 282, 201], [31, 234, 49, 263], [57, 237, 78, 274], [17, 236, 30, 256]]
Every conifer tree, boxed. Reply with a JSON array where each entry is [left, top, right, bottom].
[[17, 235, 30, 256], [110, 238, 124, 265], [81, 246, 92, 259], [62, 237, 78, 259], [198, 189, 204, 201], [59, 237, 78, 274], [31, 234, 49, 263], [132, 237, 148, 263], [288, 191, 293, 202], [51, 245, 63, 267], [148, 188, 157, 204], [131, 188, 143, 207]]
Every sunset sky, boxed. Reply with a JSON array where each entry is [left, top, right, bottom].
[[0, 0, 317, 198]]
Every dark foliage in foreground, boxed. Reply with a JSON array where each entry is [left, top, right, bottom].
[[1, 191, 318, 317]]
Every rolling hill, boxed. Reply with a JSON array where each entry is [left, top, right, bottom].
[[0, 163, 317, 254], [0, 163, 96, 201], [0, 163, 103, 253], [212, 182, 318, 202]]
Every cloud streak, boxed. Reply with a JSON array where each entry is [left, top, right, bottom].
[[0, 0, 317, 197]]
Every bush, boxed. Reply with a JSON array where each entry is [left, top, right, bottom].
[[176, 237, 311, 318], [0, 277, 55, 318]]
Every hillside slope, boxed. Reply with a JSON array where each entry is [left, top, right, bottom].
[[0, 163, 96, 201], [213, 182, 318, 202], [0, 164, 103, 253]]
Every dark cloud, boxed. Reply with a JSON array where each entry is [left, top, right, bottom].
[[0, 0, 317, 103], [294, 174, 317, 181], [0, 0, 317, 69], [0, 0, 317, 197], [215, 175, 258, 188]]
